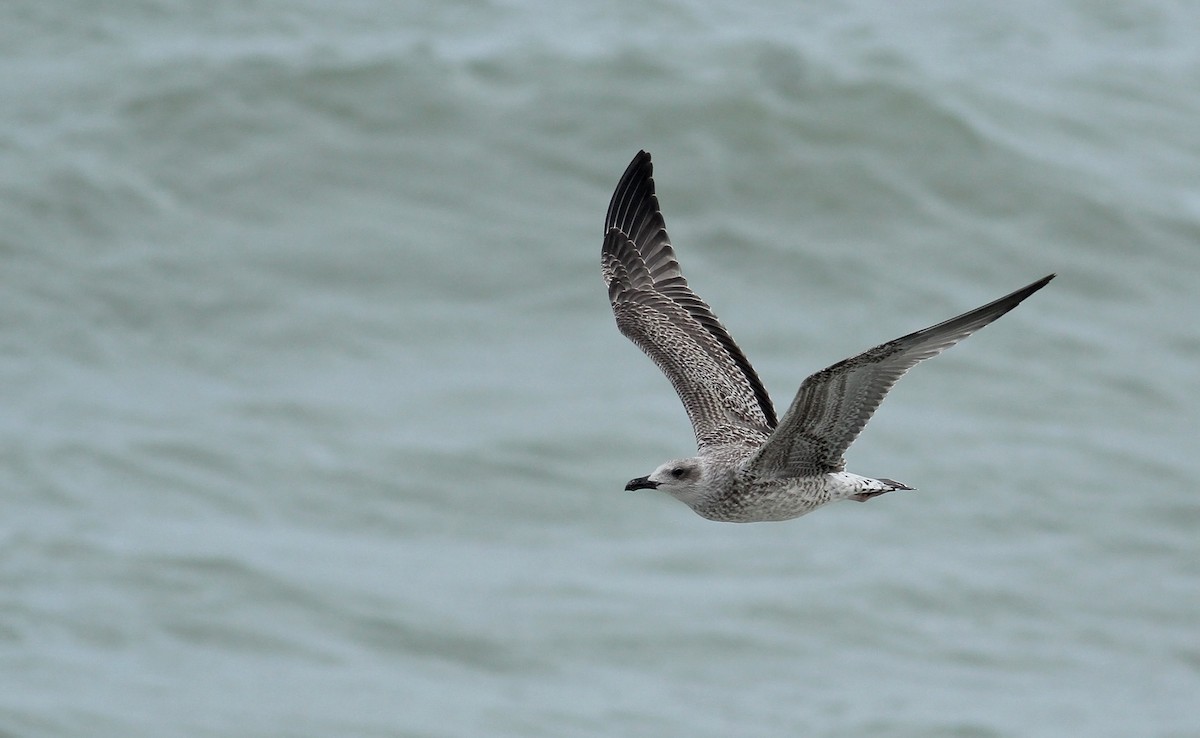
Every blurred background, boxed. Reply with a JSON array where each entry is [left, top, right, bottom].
[[2, 1, 1198, 736]]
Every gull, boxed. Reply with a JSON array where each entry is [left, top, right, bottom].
[[602, 150, 1054, 523]]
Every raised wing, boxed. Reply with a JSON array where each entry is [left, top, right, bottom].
[[748, 274, 1055, 477], [603, 150, 776, 449]]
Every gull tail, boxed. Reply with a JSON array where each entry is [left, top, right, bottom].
[[849, 477, 914, 502]]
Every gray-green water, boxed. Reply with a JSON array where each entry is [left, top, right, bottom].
[[3, 1, 1199, 736]]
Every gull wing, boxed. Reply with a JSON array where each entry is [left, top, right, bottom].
[[748, 274, 1054, 477], [603, 151, 776, 449]]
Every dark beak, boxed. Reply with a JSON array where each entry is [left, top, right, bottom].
[[625, 476, 659, 491]]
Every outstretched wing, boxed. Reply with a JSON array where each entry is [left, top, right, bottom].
[[602, 150, 776, 449], [748, 274, 1055, 477]]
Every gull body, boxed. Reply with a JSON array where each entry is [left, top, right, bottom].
[[602, 150, 1053, 523]]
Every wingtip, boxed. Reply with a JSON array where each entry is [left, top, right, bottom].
[[605, 150, 661, 238], [627, 150, 653, 179], [1023, 273, 1056, 297]]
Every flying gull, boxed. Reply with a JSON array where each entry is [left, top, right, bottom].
[[602, 150, 1054, 523]]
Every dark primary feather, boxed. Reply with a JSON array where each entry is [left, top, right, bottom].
[[602, 151, 777, 446], [747, 274, 1056, 477]]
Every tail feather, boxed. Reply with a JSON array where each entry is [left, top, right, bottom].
[[850, 477, 913, 502]]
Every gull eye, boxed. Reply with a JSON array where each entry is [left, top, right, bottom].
[[670, 467, 686, 479]]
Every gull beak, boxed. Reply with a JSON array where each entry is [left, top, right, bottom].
[[625, 476, 659, 491]]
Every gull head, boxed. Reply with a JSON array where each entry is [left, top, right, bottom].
[[624, 457, 713, 508]]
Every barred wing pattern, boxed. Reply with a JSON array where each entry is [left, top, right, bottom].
[[748, 275, 1055, 477], [602, 151, 777, 449]]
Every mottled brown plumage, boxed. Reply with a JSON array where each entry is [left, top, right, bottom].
[[603, 150, 1053, 522]]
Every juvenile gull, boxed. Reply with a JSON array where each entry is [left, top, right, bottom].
[[602, 150, 1054, 523]]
